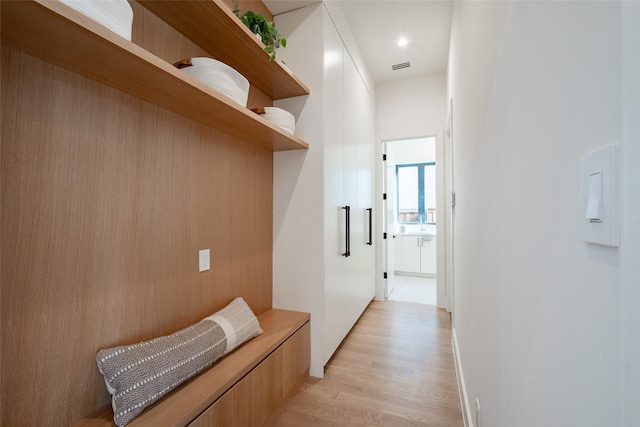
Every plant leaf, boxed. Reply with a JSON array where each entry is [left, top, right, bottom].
[[237, 10, 287, 60]]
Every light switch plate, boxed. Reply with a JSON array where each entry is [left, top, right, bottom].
[[199, 249, 210, 272], [580, 145, 620, 247]]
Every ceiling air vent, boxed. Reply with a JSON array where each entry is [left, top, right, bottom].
[[392, 62, 410, 71]]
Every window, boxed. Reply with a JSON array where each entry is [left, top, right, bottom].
[[396, 162, 436, 224]]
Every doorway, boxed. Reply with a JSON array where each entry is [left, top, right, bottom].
[[383, 136, 438, 306]]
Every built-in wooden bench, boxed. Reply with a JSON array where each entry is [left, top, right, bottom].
[[73, 309, 310, 427]]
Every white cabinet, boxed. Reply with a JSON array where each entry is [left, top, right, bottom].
[[420, 236, 437, 275], [272, 4, 375, 378], [323, 13, 375, 364], [395, 235, 437, 276], [344, 37, 376, 337], [402, 235, 422, 273]]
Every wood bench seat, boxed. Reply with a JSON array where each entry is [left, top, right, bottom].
[[73, 309, 310, 427]]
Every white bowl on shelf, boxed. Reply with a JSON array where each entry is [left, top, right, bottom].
[[59, 0, 134, 41], [260, 107, 295, 134], [175, 57, 250, 108]]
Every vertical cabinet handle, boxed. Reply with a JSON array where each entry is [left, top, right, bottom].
[[366, 208, 373, 245], [342, 206, 351, 257]]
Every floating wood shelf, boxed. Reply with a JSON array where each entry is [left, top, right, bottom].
[[139, 0, 310, 101], [0, 0, 309, 152]]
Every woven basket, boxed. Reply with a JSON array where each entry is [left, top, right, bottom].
[[59, 0, 133, 41], [175, 58, 250, 108]]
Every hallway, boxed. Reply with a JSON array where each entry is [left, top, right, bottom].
[[274, 300, 463, 427]]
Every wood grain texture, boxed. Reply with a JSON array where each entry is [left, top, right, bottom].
[[227, 0, 275, 21], [138, 0, 310, 100], [251, 340, 285, 426], [1, 29, 274, 426], [189, 378, 252, 427], [282, 320, 311, 397], [0, 0, 306, 151], [274, 301, 464, 427], [128, 1, 273, 111], [72, 310, 309, 427], [189, 320, 310, 427]]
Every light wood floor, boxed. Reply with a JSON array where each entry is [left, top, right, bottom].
[[274, 300, 464, 427]]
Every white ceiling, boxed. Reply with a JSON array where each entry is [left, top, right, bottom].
[[264, 0, 453, 83]]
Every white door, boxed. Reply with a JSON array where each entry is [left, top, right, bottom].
[[323, 14, 345, 365], [383, 145, 395, 298], [354, 61, 376, 307], [343, 48, 367, 328], [393, 234, 403, 272]]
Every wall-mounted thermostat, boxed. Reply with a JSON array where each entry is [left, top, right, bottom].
[[580, 145, 620, 247]]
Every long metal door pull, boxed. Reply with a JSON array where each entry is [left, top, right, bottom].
[[367, 208, 373, 245], [342, 206, 351, 257]]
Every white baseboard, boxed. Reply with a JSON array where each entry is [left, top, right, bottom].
[[452, 328, 474, 427]]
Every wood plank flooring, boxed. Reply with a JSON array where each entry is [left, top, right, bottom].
[[274, 300, 464, 427]]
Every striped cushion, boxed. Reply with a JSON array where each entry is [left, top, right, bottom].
[[96, 297, 262, 426]]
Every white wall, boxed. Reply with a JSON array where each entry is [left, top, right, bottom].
[[621, 2, 640, 425], [273, 4, 326, 378], [388, 137, 436, 165], [448, 1, 638, 426], [377, 73, 446, 143], [375, 73, 447, 307]]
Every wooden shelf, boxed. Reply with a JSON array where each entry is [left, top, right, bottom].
[[138, 0, 310, 101], [0, 0, 309, 152]]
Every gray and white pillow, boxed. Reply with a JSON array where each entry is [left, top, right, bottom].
[[96, 297, 262, 426]]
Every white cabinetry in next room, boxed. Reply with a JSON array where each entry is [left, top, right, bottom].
[[401, 235, 422, 273], [395, 235, 437, 276]]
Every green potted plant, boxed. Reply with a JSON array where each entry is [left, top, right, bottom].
[[233, 2, 286, 61]]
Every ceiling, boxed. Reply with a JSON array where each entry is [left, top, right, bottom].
[[263, 0, 453, 83]]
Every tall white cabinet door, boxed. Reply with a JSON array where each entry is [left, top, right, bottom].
[[342, 49, 362, 328], [342, 51, 359, 331], [323, 14, 347, 365], [357, 92, 376, 306], [342, 49, 374, 327]]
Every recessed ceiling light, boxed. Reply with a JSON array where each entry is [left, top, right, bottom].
[[398, 38, 408, 47]]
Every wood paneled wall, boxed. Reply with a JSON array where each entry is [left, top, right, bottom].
[[1, 2, 275, 426], [224, 0, 274, 20]]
